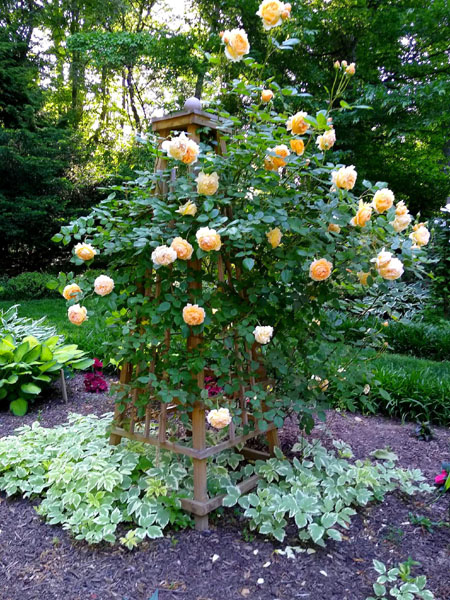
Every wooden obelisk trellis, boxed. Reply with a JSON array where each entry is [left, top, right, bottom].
[[109, 98, 279, 530]]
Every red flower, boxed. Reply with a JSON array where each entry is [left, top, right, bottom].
[[434, 470, 448, 486]]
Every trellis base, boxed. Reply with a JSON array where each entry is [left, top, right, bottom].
[[109, 416, 278, 530]]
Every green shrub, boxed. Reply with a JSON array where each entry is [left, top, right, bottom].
[[0, 333, 93, 415], [0, 272, 56, 300], [224, 440, 431, 545], [383, 320, 450, 361], [332, 353, 450, 425]]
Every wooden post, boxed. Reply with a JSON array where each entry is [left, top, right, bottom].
[[187, 257, 208, 530]]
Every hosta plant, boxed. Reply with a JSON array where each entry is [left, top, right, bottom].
[[0, 333, 92, 415], [224, 440, 432, 544]]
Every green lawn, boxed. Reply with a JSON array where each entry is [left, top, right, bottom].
[[0, 299, 108, 358]]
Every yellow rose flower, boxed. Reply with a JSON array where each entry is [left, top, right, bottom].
[[372, 188, 394, 213], [331, 165, 357, 190], [74, 243, 96, 261], [196, 171, 219, 195], [62, 283, 81, 300], [395, 200, 409, 216], [182, 303, 205, 326], [207, 407, 232, 429], [390, 213, 411, 233], [378, 257, 404, 280], [171, 237, 194, 260], [290, 138, 305, 155], [220, 29, 250, 62], [264, 144, 290, 170], [346, 62, 356, 75], [334, 60, 340, 69], [357, 271, 370, 285], [341, 60, 348, 68], [316, 128, 336, 151], [309, 258, 333, 282], [68, 304, 87, 326], [176, 200, 197, 216], [410, 223, 430, 247], [286, 111, 309, 135], [328, 223, 341, 233], [350, 199, 372, 227], [162, 132, 200, 165], [266, 227, 282, 248], [196, 227, 222, 252], [256, 0, 290, 30], [261, 89, 274, 103], [94, 275, 115, 296], [309, 375, 329, 391]]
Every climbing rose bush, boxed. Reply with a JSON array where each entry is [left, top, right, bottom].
[[53, 7, 429, 432]]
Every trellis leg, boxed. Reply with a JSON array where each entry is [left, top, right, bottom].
[[110, 362, 132, 445], [187, 256, 208, 530]]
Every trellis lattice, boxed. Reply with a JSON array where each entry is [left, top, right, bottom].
[[109, 99, 279, 530]]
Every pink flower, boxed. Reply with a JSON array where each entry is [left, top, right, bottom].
[[434, 470, 448, 486]]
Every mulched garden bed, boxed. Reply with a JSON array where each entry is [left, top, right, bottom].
[[0, 375, 449, 600]]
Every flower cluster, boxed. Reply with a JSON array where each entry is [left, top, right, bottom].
[[162, 132, 200, 164], [84, 358, 108, 393]]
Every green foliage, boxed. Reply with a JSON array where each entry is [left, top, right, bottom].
[[383, 321, 450, 361], [0, 272, 56, 300], [0, 300, 112, 359], [0, 304, 57, 342], [367, 355, 450, 425], [0, 413, 245, 545], [0, 331, 92, 414], [225, 440, 432, 545], [428, 215, 450, 317], [366, 558, 434, 600]]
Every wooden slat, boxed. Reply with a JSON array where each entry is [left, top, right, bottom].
[[197, 423, 277, 459], [109, 427, 201, 458], [180, 475, 259, 516]]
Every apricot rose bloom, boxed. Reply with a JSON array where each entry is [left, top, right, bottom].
[[309, 258, 333, 282], [266, 227, 282, 248], [346, 63, 356, 75], [331, 165, 357, 190], [265, 144, 290, 170], [316, 128, 336, 151], [256, 0, 291, 30], [253, 325, 274, 345], [94, 275, 115, 296], [391, 212, 412, 233], [176, 200, 197, 216], [207, 408, 232, 429], [410, 223, 430, 247], [220, 29, 250, 62], [378, 257, 404, 281], [151, 245, 177, 266], [350, 199, 372, 227], [62, 283, 81, 300], [286, 111, 309, 135], [196, 171, 219, 195], [290, 139, 305, 155], [68, 304, 87, 326], [372, 249, 404, 280], [261, 89, 274, 103], [372, 188, 395, 213], [182, 303, 205, 326], [162, 132, 200, 165], [74, 243, 96, 261], [328, 223, 341, 233], [196, 227, 222, 251], [170, 237, 193, 260]]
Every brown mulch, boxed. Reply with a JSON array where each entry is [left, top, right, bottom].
[[0, 375, 449, 600]]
